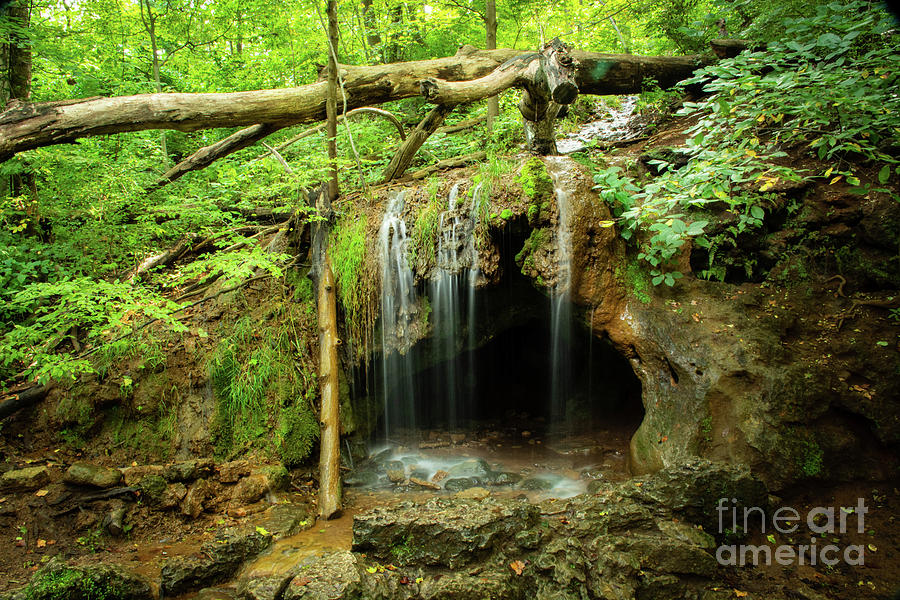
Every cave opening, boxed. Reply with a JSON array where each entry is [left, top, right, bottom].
[[354, 250, 644, 443]]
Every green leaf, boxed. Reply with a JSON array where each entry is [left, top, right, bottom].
[[750, 206, 765, 220], [878, 165, 890, 185]]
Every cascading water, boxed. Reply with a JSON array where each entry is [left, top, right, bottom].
[[378, 191, 417, 437], [544, 157, 575, 428], [428, 182, 483, 429]]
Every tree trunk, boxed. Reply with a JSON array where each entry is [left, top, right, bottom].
[[316, 0, 342, 522], [140, 0, 167, 161], [0, 46, 715, 161], [382, 103, 455, 181], [485, 0, 498, 135], [325, 0, 339, 201]]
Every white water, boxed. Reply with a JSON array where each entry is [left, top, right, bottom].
[[557, 95, 640, 154], [544, 156, 576, 427], [378, 191, 417, 437]]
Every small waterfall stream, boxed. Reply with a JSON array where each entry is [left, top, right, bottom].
[[545, 156, 576, 428], [428, 182, 482, 429], [378, 191, 417, 437]]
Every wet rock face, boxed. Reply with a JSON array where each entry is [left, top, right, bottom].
[[352, 497, 540, 568]]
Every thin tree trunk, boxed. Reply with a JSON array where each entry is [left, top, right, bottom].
[[140, 0, 167, 161], [485, 0, 498, 135], [317, 0, 342, 521], [382, 104, 455, 181]]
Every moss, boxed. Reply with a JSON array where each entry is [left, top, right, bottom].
[[614, 261, 652, 304], [330, 211, 377, 353], [799, 439, 824, 477], [25, 567, 120, 600], [519, 157, 553, 201]]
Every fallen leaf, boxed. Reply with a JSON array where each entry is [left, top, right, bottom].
[[735, 591, 748, 598], [46, 540, 55, 546], [510, 560, 526, 576], [36, 540, 46, 548], [366, 566, 377, 574], [293, 577, 310, 587], [35, 490, 48, 497], [399, 576, 410, 585]]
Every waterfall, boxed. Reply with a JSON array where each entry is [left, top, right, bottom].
[[430, 184, 462, 428], [378, 191, 417, 437], [428, 182, 483, 429], [545, 157, 575, 428]]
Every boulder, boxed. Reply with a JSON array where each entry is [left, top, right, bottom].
[[120, 465, 164, 486], [253, 503, 313, 538], [0, 466, 50, 491], [352, 497, 538, 568], [442, 477, 482, 492], [137, 474, 167, 504], [164, 459, 215, 482], [445, 458, 491, 479], [232, 475, 269, 505], [63, 463, 123, 488]]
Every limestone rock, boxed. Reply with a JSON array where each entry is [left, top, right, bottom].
[[217, 460, 251, 483], [161, 482, 188, 509], [63, 463, 123, 488], [352, 497, 538, 568], [161, 527, 273, 595], [232, 474, 269, 505], [0, 466, 50, 491], [445, 458, 490, 479], [182, 478, 214, 518], [164, 459, 215, 482], [454, 486, 490, 500], [137, 474, 167, 504], [121, 465, 163, 486], [12, 558, 153, 600], [253, 503, 313, 538], [283, 552, 362, 600]]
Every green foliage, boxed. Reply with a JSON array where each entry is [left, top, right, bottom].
[[174, 245, 291, 290], [592, 1, 898, 285], [614, 261, 652, 304], [681, 0, 900, 188], [210, 309, 318, 462], [278, 402, 319, 468], [410, 190, 444, 267], [0, 277, 186, 385]]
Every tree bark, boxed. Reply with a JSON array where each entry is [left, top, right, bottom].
[[485, 0, 498, 135], [147, 123, 285, 191], [0, 46, 713, 161], [317, 0, 342, 522], [382, 103, 456, 181]]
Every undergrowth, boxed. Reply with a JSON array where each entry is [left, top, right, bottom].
[[209, 306, 319, 464]]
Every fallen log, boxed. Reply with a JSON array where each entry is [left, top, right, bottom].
[[0, 45, 712, 161], [0, 384, 53, 421], [383, 104, 457, 182]]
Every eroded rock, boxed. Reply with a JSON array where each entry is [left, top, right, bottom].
[[161, 527, 273, 595], [352, 497, 539, 568]]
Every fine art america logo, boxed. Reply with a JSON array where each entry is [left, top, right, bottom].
[[715, 497, 869, 566]]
